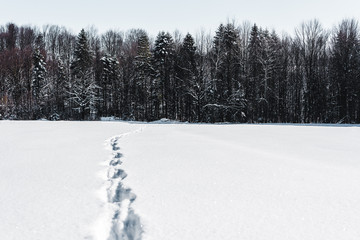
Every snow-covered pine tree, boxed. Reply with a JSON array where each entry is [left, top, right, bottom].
[[31, 34, 47, 118], [266, 31, 284, 122], [32, 48, 46, 101], [329, 19, 360, 123], [152, 31, 175, 119], [69, 29, 99, 120], [48, 57, 67, 120], [247, 24, 262, 122], [222, 23, 242, 121], [100, 54, 120, 117], [205, 24, 225, 122], [72, 29, 92, 75], [134, 31, 152, 120], [206, 23, 243, 122], [176, 33, 197, 121]]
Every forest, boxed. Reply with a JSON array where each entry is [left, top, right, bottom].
[[0, 19, 359, 123]]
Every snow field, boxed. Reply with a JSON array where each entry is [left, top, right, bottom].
[[118, 124, 360, 240], [0, 121, 139, 240], [0, 121, 359, 240]]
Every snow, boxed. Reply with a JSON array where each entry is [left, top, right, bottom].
[[0, 121, 360, 240], [117, 124, 360, 240], [0, 121, 139, 240]]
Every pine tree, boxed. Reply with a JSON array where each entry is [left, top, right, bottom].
[[134, 32, 152, 120], [212, 23, 226, 101], [205, 23, 245, 122], [31, 35, 47, 118], [50, 57, 67, 119], [222, 23, 243, 121], [72, 29, 92, 75], [330, 19, 360, 123], [152, 31, 175, 119], [32, 49, 46, 101], [247, 24, 262, 122], [69, 29, 99, 120], [100, 55, 120, 116], [205, 24, 225, 122], [268, 32, 286, 122], [175, 33, 197, 121]]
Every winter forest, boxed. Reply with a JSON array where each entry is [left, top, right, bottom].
[[0, 19, 360, 123]]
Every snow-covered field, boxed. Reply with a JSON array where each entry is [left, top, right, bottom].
[[0, 121, 360, 240]]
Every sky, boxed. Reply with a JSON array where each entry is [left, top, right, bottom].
[[1, 0, 359, 37]]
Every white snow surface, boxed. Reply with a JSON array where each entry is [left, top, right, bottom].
[[0, 121, 139, 240], [0, 121, 360, 240]]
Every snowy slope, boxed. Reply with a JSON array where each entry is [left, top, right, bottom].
[[0, 121, 360, 240]]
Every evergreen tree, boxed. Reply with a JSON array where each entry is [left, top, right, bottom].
[[330, 19, 360, 123], [100, 55, 120, 116], [134, 32, 152, 120], [175, 33, 197, 121], [206, 24, 225, 122], [32, 49, 46, 102], [222, 23, 243, 121], [152, 31, 175, 119], [51, 58, 67, 119], [31, 35, 47, 118], [276, 35, 290, 122], [69, 29, 99, 120], [247, 24, 262, 122], [206, 23, 245, 122]]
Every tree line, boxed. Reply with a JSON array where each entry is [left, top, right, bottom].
[[0, 19, 359, 123]]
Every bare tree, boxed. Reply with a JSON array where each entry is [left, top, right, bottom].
[[294, 19, 329, 122]]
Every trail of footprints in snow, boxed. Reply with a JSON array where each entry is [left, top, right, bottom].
[[107, 133, 143, 240]]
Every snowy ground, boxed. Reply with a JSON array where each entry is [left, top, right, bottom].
[[0, 121, 360, 240]]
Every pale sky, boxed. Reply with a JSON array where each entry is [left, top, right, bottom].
[[1, 0, 359, 37]]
